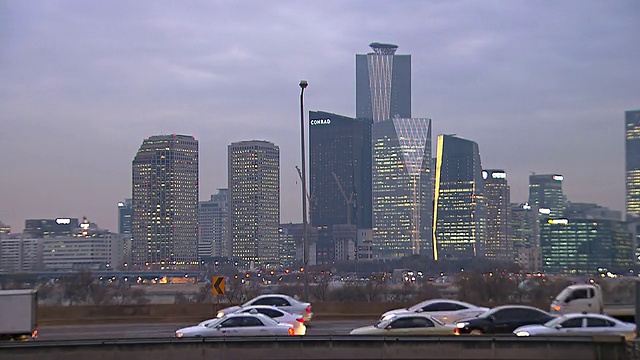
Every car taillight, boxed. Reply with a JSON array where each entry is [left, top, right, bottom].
[[31, 329, 38, 339], [296, 317, 304, 323], [453, 328, 460, 335], [288, 327, 295, 336], [553, 305, 561, 312], [306, 305, 311, 314]]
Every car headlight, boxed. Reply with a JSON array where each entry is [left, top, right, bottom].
[[216, 312, 224, 318], [456, 322, 468, 329], [176, 332, 184, 338], [515, 331, 530, 337]]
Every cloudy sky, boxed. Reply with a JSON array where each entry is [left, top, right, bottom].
[[1, 1, 639, 232]]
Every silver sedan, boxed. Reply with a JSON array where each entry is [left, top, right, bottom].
[[176, 313, 295, 338], [514, 313, 636, 341], [216, 294, 313, 322], [380, 299, 488, 324]]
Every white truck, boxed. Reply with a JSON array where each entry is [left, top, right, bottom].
[[550, 283, 635, 321], [0, 289, 38, 341]]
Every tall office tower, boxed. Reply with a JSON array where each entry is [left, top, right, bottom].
[[510, 203, 540, 249], [356, 42, 411, 123], [228, 140, 280, 268], [309, 111, 372, 229], [131, 134, 199, 268], [626, 110, 640, 219], [198, 189, 229, 261], [528, 174, 565, 218], [117, 199, 133, 235], [541, 218, 633, 275], [433, 135, 486, 260], [483, 170, 512, 262], [372, 118, 432, 259]]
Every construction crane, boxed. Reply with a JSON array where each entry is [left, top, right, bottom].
[[331, 172, 355, 225]]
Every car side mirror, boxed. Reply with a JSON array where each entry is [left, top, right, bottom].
[[416, 309, 424, 313], [215, 324, 222, 329], [554, 325, 562, 330], [385, 325, 392, 330], [489, 315, 496, 322]]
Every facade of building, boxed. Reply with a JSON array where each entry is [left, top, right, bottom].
[[483, 169, 512, 262], [356, 42, 411, 123], [433, 135, 486, 260], [279, 223, 318, 267], [372, 118, 432, 259], [528, 174, 565, 218], [517, 247, 543, 273], [131, 134, 199, 268], [626, 110, 640, 218], [565, 202, 622, 221], [228, 140, 280, 268], [309, 111, 372, 230], [198, 189, 229, 261], [541, 218, 634, 275], [0, 237, 41, 272], [511, 202, 539, 250]]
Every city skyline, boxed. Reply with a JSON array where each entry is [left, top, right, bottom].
[[1, 2, 639, 232]]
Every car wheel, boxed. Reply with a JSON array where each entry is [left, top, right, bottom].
[[470, 329, 484, 335]]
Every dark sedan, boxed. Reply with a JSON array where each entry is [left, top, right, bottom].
[[454, 305, 556, 335]]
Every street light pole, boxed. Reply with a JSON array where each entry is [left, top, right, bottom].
[[299, 80, 310, 301]]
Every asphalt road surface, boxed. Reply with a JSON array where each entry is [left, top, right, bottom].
[[36, 320, 375, 340]]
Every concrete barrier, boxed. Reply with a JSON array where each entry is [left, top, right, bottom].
[[37, 301, 553, 325], [0, 336, 630, 360]]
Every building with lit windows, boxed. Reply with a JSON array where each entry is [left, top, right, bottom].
[[433, 135, 486, 260], [529, 174, 565, 218], [511, 203, 539, 249], [626, 110, 640, 219], [228, 140, 280, 268], [541, 218, 633, 275], [483, 170, 512, 262], [372, 118, 432, 259], [131, 134, 199, 269], [24, 218, 79, 238], [198, 189, 229, 261], [279, 223, 318, 268], [356, 42, 411, 123]]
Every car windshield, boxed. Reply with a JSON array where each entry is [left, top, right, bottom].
[[375, 319, 392, 329], [554, 288, 572, 302], [407, 300, 430, 311], [201, 318, 223, 327], [543, 316, 572, 328]]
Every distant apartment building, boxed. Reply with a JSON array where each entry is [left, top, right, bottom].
[[24, 218, 79, 238], [228, 140, 280, 268], [0, 228, 124, 272], [541, 218, 633, 275], [517, 247, 543, 273], [483, 170, 512, 262], [131, 134, 199, 269], [511, 203, 540, 250], [529, 174, 565, 218], [356, 42, 411, 123], [433, 135, 486, 260], [279, 223, 318, 267], [118, 199, 133, 235], [626, 110, 640, 219], [372, 118, 432, 259], [198, 189, 229, 261]]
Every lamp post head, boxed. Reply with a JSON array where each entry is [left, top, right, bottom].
[[299, 80, 308, 89]]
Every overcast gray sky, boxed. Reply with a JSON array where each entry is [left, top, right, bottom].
[[1, 1, 639, 232]]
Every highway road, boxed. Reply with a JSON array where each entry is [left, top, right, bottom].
[[36, 320, 375, 340]]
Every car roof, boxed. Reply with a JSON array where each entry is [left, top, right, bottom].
[[560, 313, 619, 321], [411, 298, 475, 308], [491, 305, 547, 312], [242, 305, 288, 313]]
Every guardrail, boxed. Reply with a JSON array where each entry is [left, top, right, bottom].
[[0, 335, 631, 360]]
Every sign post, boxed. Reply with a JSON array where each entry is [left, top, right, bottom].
[[212, 276, 225, 316]]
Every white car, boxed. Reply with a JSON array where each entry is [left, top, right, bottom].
[[175, 313, 295, 338], [514, 313, 636, 341], [236, 305, 306, 335], [380, 299, 488, 324], [217, 294, 314, 322], [350, 313, 457, 336]]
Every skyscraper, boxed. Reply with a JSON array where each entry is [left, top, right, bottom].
[[356, 42, 411, 123], [433, 135, 486, 260], [131, 134, 199, 268], [309, 111, 372, 229], [626, 110, 640, 219], [198, 189, 229, 261], [528, 174, 565, 218], [372, 118, 432, 259], [228, 140, 280, 268], [483, 170, 512, 262]]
